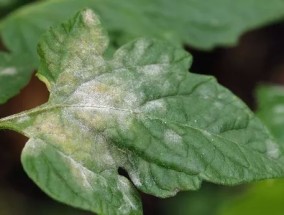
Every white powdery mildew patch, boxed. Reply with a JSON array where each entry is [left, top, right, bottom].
[[94, 135, 115, 167], [0, 67, 17, 76], [68, 156, 94, 190], [138, 64, 166, 77], [66, 78, 137, 136], [164, 129, 182, 145], [133, 39, 149, 59], [25, 113, 69, 144], [273, 104, 284, 114], [16, 115, 31, 123], [266, 140, 280, 159], [26, 138, 47, 157], [123, 91, 145, 109], [117, 177, 138, 213], [123, 92, 140, 108], [141, 100, 167, 113], [60, 44, 105, 78], [69, 80, 122, 107], [115, 109, 131, 123], [83, 9, 96, 25], [129, 171, 142, 187], [62, 108, 93, 136]]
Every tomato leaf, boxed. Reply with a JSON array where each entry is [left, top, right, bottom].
[[217, 85, 284, 215], [1, 10, 284, 215]]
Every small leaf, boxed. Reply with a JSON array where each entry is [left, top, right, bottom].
[[1, 9, 284, 215], [0, 53, 33, 104]]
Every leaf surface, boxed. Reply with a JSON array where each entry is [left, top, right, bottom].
[[2, 0, 284, 103], [1, 0, 284, 66], [1, 9, 284, 215], [217, 85, 284, 215], [257, 85, 284, 144], [0, 53, 33, 104]]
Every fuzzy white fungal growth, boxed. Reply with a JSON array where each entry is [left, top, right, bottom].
[[266, 140, 280, 159], [138, 65, 165, 77], [0, 67, 17, 76], [16, 115, 31, 123], [273, 105, 284, 114], [83, 9, 95, 24], [142, 100, 167, 113], [130, 172, 142, 187], [164, 129, 182, 145]]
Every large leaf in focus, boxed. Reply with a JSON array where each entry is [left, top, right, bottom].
[[0, 53, 33, 104], [1, 9, 284, 215]]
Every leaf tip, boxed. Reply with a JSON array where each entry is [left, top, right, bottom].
[[81, 8, 98, 25]]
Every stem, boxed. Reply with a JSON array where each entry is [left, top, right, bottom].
[[0, 104, 67, 133], [0, 105, 47, 132]]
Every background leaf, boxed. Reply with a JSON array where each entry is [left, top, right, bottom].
[[0, 53, 33, 104], [1, 0, 284, 103], [1, 0, 284, 65], [218, 179, 284, 215], [160, 185, 230, 215]]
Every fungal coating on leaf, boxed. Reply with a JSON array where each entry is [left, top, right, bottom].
[[1, 9, 284, 215]]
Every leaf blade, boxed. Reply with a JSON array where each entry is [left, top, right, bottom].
[[1, 9, 284, 215]]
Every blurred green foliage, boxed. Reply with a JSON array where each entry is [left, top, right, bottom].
[[160, 184, 234, 215], [0, 0, 38, 18], [218, 180, 284, 215], [0, 186, 91, 215]]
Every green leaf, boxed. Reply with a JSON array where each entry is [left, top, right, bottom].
[[256, 85, 284, 144], [0, 53, 33, 104], [1, 9, 284, 215], [0, 0, 16, 8], [218, 179, 284, 215], [216, 85, 284, 215], [1, 0, 284, 66], [2, 0, 284, 103]]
